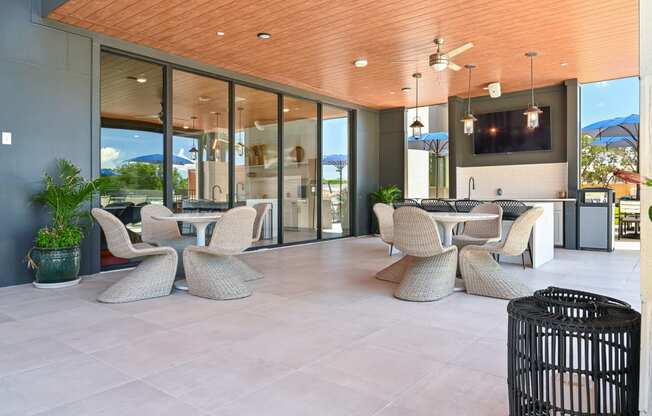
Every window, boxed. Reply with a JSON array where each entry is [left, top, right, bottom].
[[322, 105, 350, 238], [172, 70, 229, 237], [99, 51, 165, 268], [234, 85, 279, 246]]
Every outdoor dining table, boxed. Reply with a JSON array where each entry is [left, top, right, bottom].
[[152, 212, 223, 290], [428, 212, 499, 246]]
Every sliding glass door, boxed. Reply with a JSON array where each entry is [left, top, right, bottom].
[[99, 51, 165, 268], [283, 97, 318, 243], [172, 70, 230, 239], [99, 49, 353, 268], [234, 84, 279, 246], [322, 106, 351, 238]]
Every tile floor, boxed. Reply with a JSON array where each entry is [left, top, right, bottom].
[[0, 237, 641, 415]]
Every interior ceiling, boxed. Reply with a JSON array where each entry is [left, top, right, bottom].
[[53, 0, 639, 110]]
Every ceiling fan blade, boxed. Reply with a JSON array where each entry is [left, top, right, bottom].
[[447, 42, 474, 58], [448, 62, 462, 71]]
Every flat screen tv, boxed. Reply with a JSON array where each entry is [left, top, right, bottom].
[[473, 106, 551, 154]]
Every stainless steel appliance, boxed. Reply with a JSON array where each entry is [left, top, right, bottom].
[[577, 188, 614, 251]]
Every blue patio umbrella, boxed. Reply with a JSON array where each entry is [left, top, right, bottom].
[[100, 168, 117, 176], [407, 131, 449, 197], [589, 135, 638, 149], [126, 153, 194, 165]]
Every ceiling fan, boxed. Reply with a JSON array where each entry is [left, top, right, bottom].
[[429, 38, 474, 72]]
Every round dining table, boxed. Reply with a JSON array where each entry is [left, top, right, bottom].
[[428, 212, 499, 247], [152, 212, 223, 290]]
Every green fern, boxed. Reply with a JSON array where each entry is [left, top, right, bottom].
[[369, 185, 402, 205], [32, 159, 105, 248]]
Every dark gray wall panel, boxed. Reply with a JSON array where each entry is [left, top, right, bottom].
[[378, 108, 405, 189], [354, 110, 380, 236], [0, 0, 93, 287], [564, 79, 580, 197], [449, 85, 567, 168]]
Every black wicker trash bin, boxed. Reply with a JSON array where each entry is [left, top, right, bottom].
[[507, 287, 641, 415]]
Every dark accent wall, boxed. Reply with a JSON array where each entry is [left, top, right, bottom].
[[449, 85, 567, 168], [0, 0, 95, 287], [0, 0, 381, 287], [378, 108, 405, 188], [354, 110, 380, 236]]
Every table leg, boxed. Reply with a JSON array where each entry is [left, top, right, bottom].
[[175, 221, 210, 292], [441, 222, 456, 246], [195, 222, 209, 246]]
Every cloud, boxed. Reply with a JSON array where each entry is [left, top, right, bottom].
[[101, 147, 120, 167], [595, 81, 610, 88], [177, 148, 185, 157]]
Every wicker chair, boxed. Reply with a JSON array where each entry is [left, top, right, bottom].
[[252, 202, 271, 242], [452, 203, 503, 250], [459, 207, 544, 299], [140, 204, 195, 277], [454, 199, 483, 213], [493, 200, 534, 268], [92, 208, 178, 303], [373, 203, 395, 255], [393, 198, 420, 209], [376, 206, 458, 302], [420, 198, 456, 213], [183, 206, 259, 300]]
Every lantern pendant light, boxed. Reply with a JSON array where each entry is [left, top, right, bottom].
[[524, 51, 543, 129], [461, 64, 477, 135], [409, 72, 424, 139]]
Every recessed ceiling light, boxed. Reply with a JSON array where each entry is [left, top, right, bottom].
[[482, 86, 489, 90], [401, 87, 411, 93], [136, 76, 147, 84], [257, 32, 272, 40], [389, 91, 395, 95], [353, 59, 368, 68], [560, 62, 568, 67], [283, 108, 290, 113], [198, 96, 211, 102], [183, 125, 189, 129], [216, 31, 225, 36]]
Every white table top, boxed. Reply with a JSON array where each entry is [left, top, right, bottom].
[[152, 213, 222, 224], [428, 212, 498, 223]]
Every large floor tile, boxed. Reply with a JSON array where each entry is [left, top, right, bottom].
[[0, 355, 132, 416], [0, 337, 82, 377], [34, 381, 208, 416], [216, 371, 389, 416]]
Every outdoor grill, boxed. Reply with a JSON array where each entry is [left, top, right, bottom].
[[507, 287, 641, 415]]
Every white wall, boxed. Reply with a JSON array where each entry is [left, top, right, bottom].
[[456, 162, 568, 199], [407, 149, 430, 198]]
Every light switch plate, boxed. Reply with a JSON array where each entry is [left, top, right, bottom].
[[1, 132, 11, 145]]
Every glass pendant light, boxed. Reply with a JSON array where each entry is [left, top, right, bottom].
[[409, 72, 424, 139], [461, 64, 477, 135], [524, 52, 543, 129]]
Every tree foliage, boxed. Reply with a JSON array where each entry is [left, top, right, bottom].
[[580, 134, 637, 186]]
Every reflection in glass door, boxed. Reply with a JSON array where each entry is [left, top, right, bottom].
[[99, 51, 165, 268], [322, 106, 350, 238], [283, 97, 318, 243], [172, 70, 230, 239], [234, 85, 279, 246]]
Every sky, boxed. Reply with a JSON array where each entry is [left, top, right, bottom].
[[580, 76, 639, 128], [101, 117, 349, 181]]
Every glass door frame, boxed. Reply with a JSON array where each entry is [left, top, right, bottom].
[[100, 46, 355, 252]]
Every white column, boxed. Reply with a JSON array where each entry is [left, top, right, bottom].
[[639, 0, 652, 413]]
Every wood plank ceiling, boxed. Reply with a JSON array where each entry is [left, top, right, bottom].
[[49, 0, 639, 110]]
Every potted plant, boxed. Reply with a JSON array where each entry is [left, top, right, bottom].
[[369, 185, 402, 234], [27, 159, 104, 288]]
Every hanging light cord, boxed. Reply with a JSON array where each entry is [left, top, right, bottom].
[[415, 74, 420, 118], [467, 67, 472, 115], [530, 55, 535, 105]]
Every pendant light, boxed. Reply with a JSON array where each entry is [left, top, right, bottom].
[[524, 51, 543, 129], [461, 64, 477, 135], [188, 116, 199, 160], [409, 72, 424, 139]]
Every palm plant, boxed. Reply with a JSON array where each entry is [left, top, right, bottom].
[[32, 159, 105, 248], [369, 185, 402, 205]]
